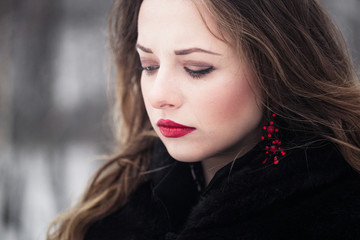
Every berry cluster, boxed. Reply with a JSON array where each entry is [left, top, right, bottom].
[[261, 114, 286, 165]]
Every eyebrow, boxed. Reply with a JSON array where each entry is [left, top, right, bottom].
[[175, 48, 221, 56], [136, 44, 153, 53], [136, 43, 221, 56]]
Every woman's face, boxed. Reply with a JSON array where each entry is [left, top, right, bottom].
[[137, 0, 263, 164]]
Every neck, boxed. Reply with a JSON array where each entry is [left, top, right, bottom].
[[201, 139, 259, 185]]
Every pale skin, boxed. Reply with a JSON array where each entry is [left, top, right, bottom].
[[138, 0, 263, 184]]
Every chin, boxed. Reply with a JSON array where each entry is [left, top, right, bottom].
[[169, 150, 203, 163], [163, 143, 204, 163]]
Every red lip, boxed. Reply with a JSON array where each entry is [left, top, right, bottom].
[[157, 119, 196, 138]]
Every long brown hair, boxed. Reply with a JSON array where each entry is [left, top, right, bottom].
[[47, 0, 360, 239], [200, 0, 360, 168]]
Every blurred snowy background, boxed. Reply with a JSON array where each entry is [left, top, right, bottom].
[[0, 0, 359, 240], [1, 0, 112, 239]]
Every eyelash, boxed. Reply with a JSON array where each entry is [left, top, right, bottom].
[[138, 66, 159, 75], [138, 65, 214, 79], [184, 66, 214, 79]]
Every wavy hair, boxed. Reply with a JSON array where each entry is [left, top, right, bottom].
[[47, 0, 360, 239]]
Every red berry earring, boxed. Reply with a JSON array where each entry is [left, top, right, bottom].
[[261, 113, 286, 165]]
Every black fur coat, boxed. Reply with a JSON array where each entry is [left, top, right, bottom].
[[85, 139, 360, 240]]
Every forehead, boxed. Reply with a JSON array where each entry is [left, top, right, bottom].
[[137, 0, 224, 51]]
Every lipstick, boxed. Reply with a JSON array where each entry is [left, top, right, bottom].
[[157, 119, 196, 138]]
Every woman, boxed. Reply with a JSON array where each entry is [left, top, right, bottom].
[[48, 0, 360, 239]]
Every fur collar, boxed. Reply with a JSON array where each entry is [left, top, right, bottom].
[[151, 140, 360, 239], [85, 139, 360, 240]]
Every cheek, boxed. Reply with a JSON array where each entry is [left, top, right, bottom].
[[141, 79, 150, 107], [140, 80, 153, 119], [194, 79, 261, 128]]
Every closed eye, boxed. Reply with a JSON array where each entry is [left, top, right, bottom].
[[185, 66, 214, 79], [138, 65, 159, 76]]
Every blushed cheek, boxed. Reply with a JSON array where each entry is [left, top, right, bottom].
[[209, 85, 257, 122]]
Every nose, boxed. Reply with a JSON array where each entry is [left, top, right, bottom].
[[145, 68, 182, 110]]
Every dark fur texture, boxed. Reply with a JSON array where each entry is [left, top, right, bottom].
[[85, 140, 360, 240]]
